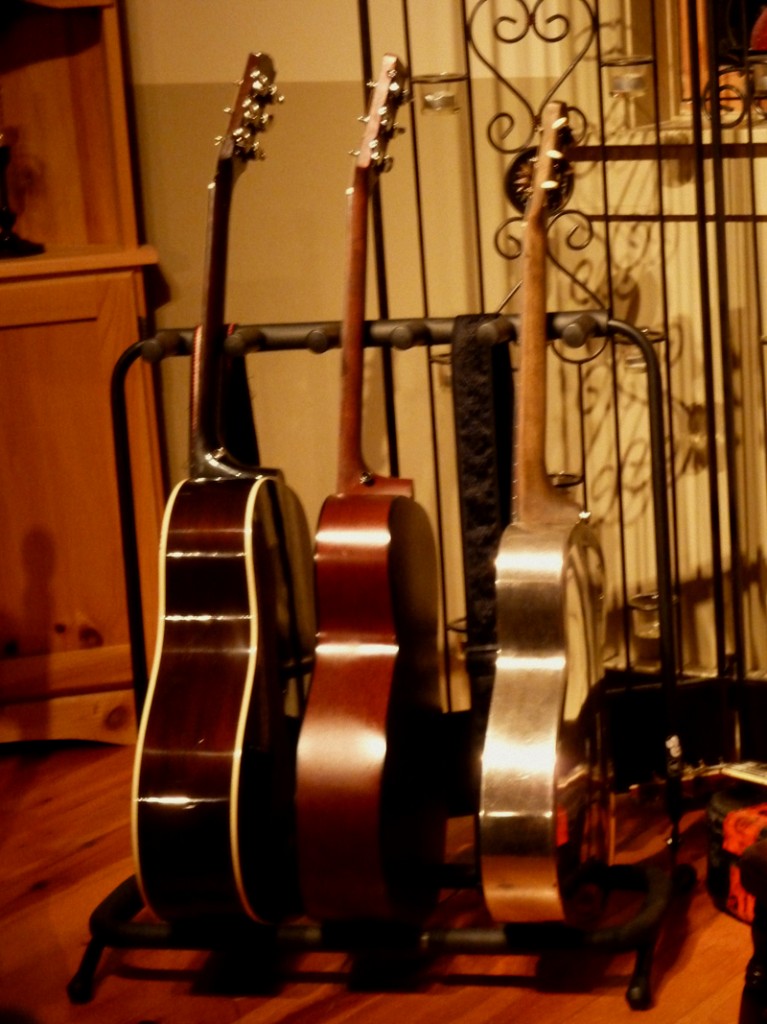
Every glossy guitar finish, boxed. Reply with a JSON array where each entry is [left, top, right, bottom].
[[299, 492, 443, 921], [296, 55, 446, 923], [479, 102, 610, 925], [133, 475, 300, 921], [132, 54, 314, 923]]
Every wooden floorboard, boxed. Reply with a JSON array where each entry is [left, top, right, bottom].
[[0, 741, 756, 1023]]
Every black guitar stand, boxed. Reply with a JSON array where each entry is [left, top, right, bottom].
[[68, 862, 672, 1009], [71, 311, 686, 1010]]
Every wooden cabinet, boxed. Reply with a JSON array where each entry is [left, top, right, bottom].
[[0, 0, 163, 743]]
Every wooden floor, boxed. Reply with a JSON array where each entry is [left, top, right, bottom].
[[0, 739, 757, 1023]]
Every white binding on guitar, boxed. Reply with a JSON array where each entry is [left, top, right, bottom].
[[479, 101, 611, 925]]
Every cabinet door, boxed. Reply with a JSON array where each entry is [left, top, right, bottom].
[[0, 270, 162, 742]]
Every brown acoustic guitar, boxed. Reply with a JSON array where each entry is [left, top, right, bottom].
[[479, 101, 611, 925], [131, 53, 315, 923], [295, 55, 446, 924]]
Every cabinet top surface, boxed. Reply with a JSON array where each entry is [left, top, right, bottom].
[[0, 245, 159, 282]]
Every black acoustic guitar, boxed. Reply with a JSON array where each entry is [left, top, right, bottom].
[[131, 53, 315, 923], [479, 101, 611, 925]]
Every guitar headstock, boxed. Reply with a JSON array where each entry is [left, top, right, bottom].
[[529, 101, 571, 216], [356, 53, 409, 174], [505, 102, 573, 215], [217, 52, 281, 163]]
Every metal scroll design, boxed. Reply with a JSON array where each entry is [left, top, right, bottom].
[[467, 0, 605, 327], [703, 64, 767, 127], [466, 0, 596, 155], [494, 208, 608, 363]]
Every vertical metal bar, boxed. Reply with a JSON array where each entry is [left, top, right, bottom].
[[357, 0, 400, 477], [399, 0, 454, 705], [593, 0, 633, 669], [705, 0, 746, 727], [743, 0, 767, 756], [744, 0, 767, 437], [460, 0, 487, 313], [400, 6, 431, 313], [111, 341, 150, 719], [686, 0, 729, 679], [649, 0, 683, 673]]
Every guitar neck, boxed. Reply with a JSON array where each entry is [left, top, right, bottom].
[[186, 53, 280, 479], [189, 160, 241, 477], [514, 103, 577, 526], [336, 164, 372, 493], [333, 54, 409, 497], [329, 53, 409, 497]]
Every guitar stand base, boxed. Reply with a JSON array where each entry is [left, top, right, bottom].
[[68, 863, 672, 1010]]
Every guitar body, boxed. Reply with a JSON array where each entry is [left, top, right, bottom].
[[480, 518, 609, 924], [296, 491, 445, 922], [133, 474, 311, 922]]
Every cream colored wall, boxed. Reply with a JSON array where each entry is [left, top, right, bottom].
[[123, 2, 363, 84]]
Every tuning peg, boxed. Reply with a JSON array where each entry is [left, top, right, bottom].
[[349, 148, 361, 157], [223, 106, 232, 114], [357, 115, 371, 124], [380, 155, 394, 173]]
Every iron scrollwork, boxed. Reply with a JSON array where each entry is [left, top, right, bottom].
[[466, 0, 603, 326], [466, 0, 595, 155]]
